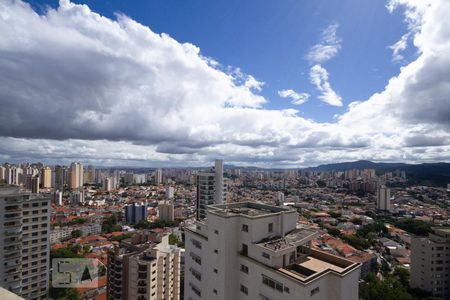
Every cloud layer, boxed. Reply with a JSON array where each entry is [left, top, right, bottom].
[[0, 0, 449, 167]]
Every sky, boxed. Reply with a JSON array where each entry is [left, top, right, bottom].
[[0, 0, 449, 167]]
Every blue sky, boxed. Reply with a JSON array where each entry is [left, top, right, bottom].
[[29, 0, 411, 122], [1, 0, 449, 167]]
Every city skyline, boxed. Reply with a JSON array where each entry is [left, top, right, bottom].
[[0, 0, 449, 168]]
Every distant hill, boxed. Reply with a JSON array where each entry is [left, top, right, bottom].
[[305, 160, 450, 187]]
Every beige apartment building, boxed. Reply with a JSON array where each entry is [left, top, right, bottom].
[[184, 202, 361, 300], [40, 167, 52, 189], [411, 227, 450, 299], [107, 232, 181, 300], [0, 186, 51, 300]]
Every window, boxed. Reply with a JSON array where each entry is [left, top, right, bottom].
[[191, 284, 201, 297], [310, 287, 320, 296], [242, 224, 249, 232], [190, 268, 201, 281], [214, 229, 219, 234], [262, 275, 283, 292], [214, 249, 218, 254], [213, 289, 218, 294], [213, 269, 218, 274], [242, 244, 248, 256], [191, 239, 202, 249], [240, 264, 249, 274], [262, 252, 270, 259], [240, 284, 248, 295], [268, 223, 273, 233], [190, 253, 201, 265]]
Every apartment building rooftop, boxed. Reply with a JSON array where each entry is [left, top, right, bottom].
[[279, 249, 359, 283], [258, 228, 317, 251], [208, 201, 294, 217]]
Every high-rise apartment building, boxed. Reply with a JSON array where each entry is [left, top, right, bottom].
[[125, 203, 148, 224], [411, 227, 450, 299], [158, 200, 174, 222], [0, 186, 51, 300], [107, 232, 181, 300], [185, 202, 360, 300], [154, 169, 163, 185], [165, 186, 174, 199], [196, 160, 227, 220], [25, 175, 40, 194], [68, 162, 83, 190], [376, 185, 391, 211], [40, 167, 52, 189], [53, 165, 67, 191], [0, 166, 6, 184]]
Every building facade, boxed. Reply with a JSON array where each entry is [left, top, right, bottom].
[[411, 227, 450, 299], [0, 186, 51, 300], [107, 233, 181, 300], [195, 160, 227, 220], [125, 203, 148, 224], [158, 201, 174, 222], [185, 202, 360, 300], [376, 185, 391, 211], [68, 162, 83, 190]]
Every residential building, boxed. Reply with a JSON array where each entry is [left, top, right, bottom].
[[0, 186, 51, 300], [166, 187, 174, 199], [68, 162, 83, 190], [54, 165, 67, 191], [40, 167, 52, 189], [107, 232, 181, 300], [411, 227, 450, 299], [196, 160, 227, 220], [125, 203, 148, 224], [154, 169, 163, 185], [158, 201, 174, 222], [185, 202, 360, 300], [25, 175, 40, 194], [376, 185, 391, 211]]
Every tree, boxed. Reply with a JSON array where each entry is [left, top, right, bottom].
[[327, 228, 342, 237], [71, 229, 82, 238], [169, 234, 179, 245], [394, 219, 432, 236]]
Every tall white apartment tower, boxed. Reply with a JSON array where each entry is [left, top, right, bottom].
[[196, 160, 228, 220], [376, 185, 391, 211], [185, 202, 361, 300], [0, 186, 51, 300]]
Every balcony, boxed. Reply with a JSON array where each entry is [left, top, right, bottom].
[[137, 288, 147, 294]]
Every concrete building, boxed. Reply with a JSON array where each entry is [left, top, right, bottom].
[[107, 232, 181, 300], [102, 177, 113, 191], [68, 162, 83, 190], [0, 166, 5, 183], [184, 202, 360, 300], [411, 227, 450, 299], [196, 160, 228, 220], [125, 203, 148, 224], [154, 169, 163, 185], [0, 186, 51, 300], [54, 165, 67, 191], [40, 167, 52, 189], [376, 185, 391, 211], [158, 201, 174, 222], [165, 186, 175, 199], [25, 175, 40, 194]]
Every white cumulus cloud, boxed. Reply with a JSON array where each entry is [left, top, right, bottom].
[[278, 89, 310, 105]]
